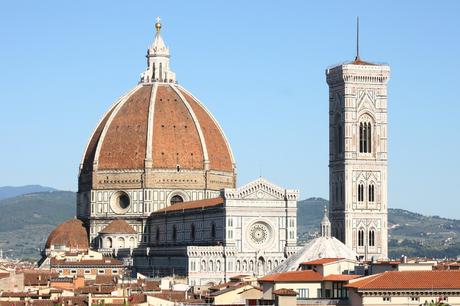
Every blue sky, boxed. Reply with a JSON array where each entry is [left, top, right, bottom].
[[0, 1, 459, 218]]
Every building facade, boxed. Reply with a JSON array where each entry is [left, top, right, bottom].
[[326, 57, 390, 260], [76, 19, 236, 248], [128, 178, 299, 285], [70, 19, 302, 285]]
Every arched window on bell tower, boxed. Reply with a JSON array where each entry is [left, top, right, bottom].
[[358, 229, 364, 247], [369, 229, 375, 247], [338, 124, 343, 154], [368, 184, 375, 202], [359, 117, 373, 154], [358, 183, 364, 202]]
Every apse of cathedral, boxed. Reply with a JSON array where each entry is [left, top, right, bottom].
[[44, 18, 389, 285]]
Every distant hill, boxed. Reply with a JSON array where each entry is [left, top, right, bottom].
[[0, 191, 459, 260], [297, 198, 460, 259], [0, 191, 75, 259], [0, 185, 57, 200]]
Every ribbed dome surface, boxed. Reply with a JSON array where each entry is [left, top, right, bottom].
[[45, 219, 89, 250], [271, 236, 358, 273], [81, 83, 234, 173]]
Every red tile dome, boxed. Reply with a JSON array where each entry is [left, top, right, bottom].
[[78, 21, 236, 193], [45, 219, 89, 250], [81, 83, 234, 173]]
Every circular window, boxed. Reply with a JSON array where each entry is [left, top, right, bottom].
[[249, 222, 271, 245], [170, 195, 184, 205], [110, 191, 131, 214], [118, 193, 130, 209]]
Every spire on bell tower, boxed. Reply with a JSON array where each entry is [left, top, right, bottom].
[[355, 16, 360, 61], [140, 17, 176, 84], [320, 206, 331, 237]]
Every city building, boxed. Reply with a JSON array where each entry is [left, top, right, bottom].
[[347, 270, 460, 306], [326, 52, 390, 260], [37, 18, 301, 285], [257, 266, 360, 302], [134, 177, 299, 285], [41, 18, 394, 292]]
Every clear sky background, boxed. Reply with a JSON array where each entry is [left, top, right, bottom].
[[0, 1, 459, 218]]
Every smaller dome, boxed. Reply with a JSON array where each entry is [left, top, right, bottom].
[[271, 207, 357, 273], [45, 219, 89, 250], [271, 236, 358, 273], [100, 220, 136, 234]]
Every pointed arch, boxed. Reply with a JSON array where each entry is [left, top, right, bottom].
[[369, 228, 376, 247], [368, 182, 375, 202], [358, 229, 364, 247], [358, 113, 374, 154], [358, 182, 365, 202]]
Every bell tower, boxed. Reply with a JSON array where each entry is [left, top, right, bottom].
[[325, 23, 390, 260]]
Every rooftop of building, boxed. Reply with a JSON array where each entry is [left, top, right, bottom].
[[154, 197, 224, 213], [301, 258, 345, 265], [50, 257, 123, 267], [273, 288, 298, 296], [100, 219, 137, 234], [347, 270, 460, 290], [258, 270, 324, 283]]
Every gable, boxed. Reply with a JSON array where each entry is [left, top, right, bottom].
[[357, 89, 376, 113], [224, 178, 286, 200]]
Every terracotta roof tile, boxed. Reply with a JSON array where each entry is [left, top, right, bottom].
[[258, 270, 323, 283], [23, 270, 58, 286], [100, 219, 137, 234], [351, 58, 377, 66], [26, 300, 55, 306], [0, 272, 9, 279], [323, 275, 361, 281], [152, 85, 204, 170], [45, 219, 89, 250], [142, 280, 160, 291], [155, 197, 224, 213], [76, 285, 116, 294], [347, 270, 460, 290], [98, 85, 152, 169], [95, 274, 118, 285], [50, 257, 123, 267], [83, 83, 235, 177], [273, 288, 298, 296], [81, 104, 117, 173], [57, 296, 87, 306], [150, 290, 204, 304], [0, 302, 26, 306], [179, 88, 233, 172]]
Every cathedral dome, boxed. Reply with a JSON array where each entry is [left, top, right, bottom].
[[80, 83, 234, 173], [45, 219, 89, 250], [78, 19, 235, 192]]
